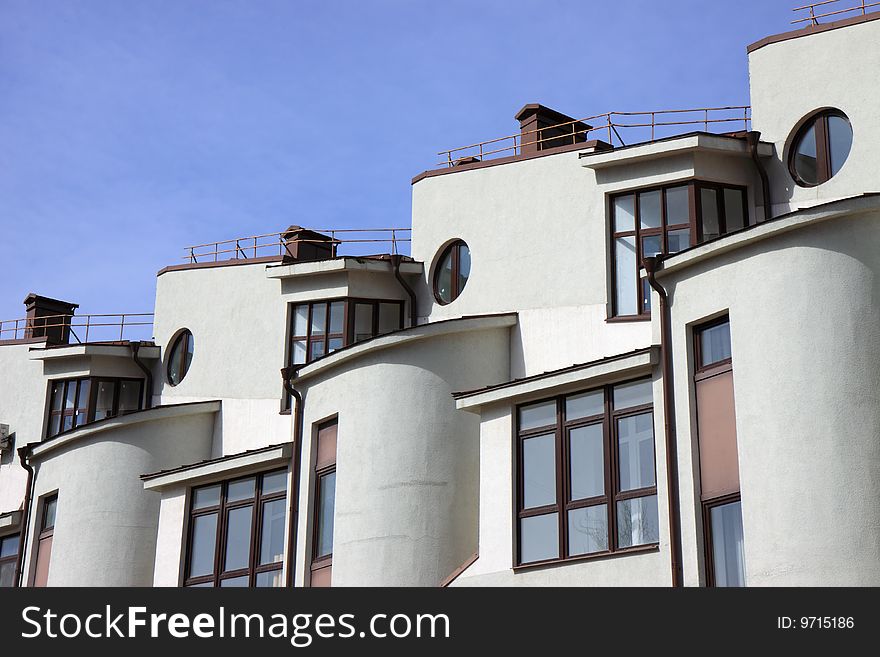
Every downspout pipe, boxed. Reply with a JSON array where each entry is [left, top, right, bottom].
[[643, 255, 684, 588], [130, 341, 153, 410], [391, 254, 418, 328], [282, 366, 305, 588], [747, 131, 773, 221], [14, 445, 34, 588]]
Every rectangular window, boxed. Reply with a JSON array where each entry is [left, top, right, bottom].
[[0, 534, 19, 587], [288, 298, 404, 368], [515, 379, 659, 566], [184, 470, 288, 587], [46, 376, 144, 438], [32, 494, 57, 587], [693, 317, 746, 587], [311, 418, 337, 587], [610, 182, 748, 318]]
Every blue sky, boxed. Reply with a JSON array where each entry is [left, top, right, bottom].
[[0, 0, 788, 323]]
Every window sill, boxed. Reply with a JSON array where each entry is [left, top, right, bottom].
[[605, 315, 651, 324], [512, 543, 659, 573]]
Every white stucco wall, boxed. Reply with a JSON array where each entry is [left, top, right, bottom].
[[749, 18, 880, 215], [292, 320, 512, 586], [661, 207, 880, 586]]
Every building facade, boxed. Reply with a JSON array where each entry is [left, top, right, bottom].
[[1, 10, 879, 588]]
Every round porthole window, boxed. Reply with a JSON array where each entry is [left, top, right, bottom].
[[433, 240, 470, 305], [789, 109, 852, 187], [167, 329, 194, 386]]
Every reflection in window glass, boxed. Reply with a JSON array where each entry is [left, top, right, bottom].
[[519, 400, 556, 431], [699, 321, 731, 367], [565, 390, 603, 421], [520, 513, 559, 563], [433, 241, 470, 304], [617, 413, 656, 491], [667, 229, 690, 254], [311, 304, 327, 335], [568, 505, 608, 556], [665, 186, 689, 225], [220, 576, 249, 587], [378, 304, 400, 335], [614, 195, 635, 232], [118, 380, 141, 414], [256, 570, 284, 587], [615, 236, 637, 316], [828, 115, 852, 176], [701, 188, 720, 240], [639, 190, 662, 229], [315, 472, 336, 559], [168, 330, 194, 386], [224, 507, 253, 572], [569, 425, 604, 500], [260, 499, 287, 565], [94, 381, 116, 421], [354, 304, 373, 342], [227, 477, 255, 503], [617, 495, 659, 548], [328, 302, 344, 335], [794, 124, 818, 185], [294, 305, 309, 336], [613, 379, 652, 409], [193, 485, 221, 510], [641, 235, 662, 258], [523, 434, 557, 508], [711, 500, 746, 587], [723, 189, 745, 232], [189, 514, 218, 578], [436, 254, 454, 304]]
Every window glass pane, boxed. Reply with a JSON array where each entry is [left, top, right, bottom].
[[354, 304, 374, 342], [193, 485, 221, 510], [617, 412, 656, 491], [64, 381, 77, 409], [0, 536, 17, 558], [262, 471, 288, 496], [260, 499, 287, 565], [328, 302, 344, 335], [255, 570, 284, 587], [436, 251, 453, 304], [457, 244, 471, 294], [93, 381, 116, 421], [49, 414, 61, 437], [118, 380, 141, 413], [62, 415, 73, 432], [699, 321, 731, 367], [77, 379, 90, 409], [723, 189, 745, 232], [168, 339, 183, 385], [519, 400, 556, 431], [641, 235, 662, 258], [189, 513, 217, 578], [224, 506, 253, 572], [665, 185, 689, 226], [227, 477, 255, 503], [0, 561, 14, 587], [569, 424, 604, 500], [794, 123, 818, 185], [220, 576, 249, 587], [711, 500, 746, 587], [520, 513, 559, 563], [43, 497, 57, 530], [310, 340, 325, 361], [378, 303, 400, 335], [522, 434, 557, 508], [641, 277, 651, 313], [613, 379, 652, 409], [568, 505, 608, 556], [328, 337, 344, 353], [613, 195, 635, 232], [291, 340, 307, 365], [667, 229, 690, 254], [617, 495, 659, 548], [639, 190, 661, 229], [51, 382, 64, 410], [293, 304, 309, 336], [316, 472, 336, 558], [183, 334, 194, 374], [614, 236, 637, 316], [311, 304, 327, 335], [701, 188, 720, 240], [564, 390, 603, 421], [827, 115, 853, 176]]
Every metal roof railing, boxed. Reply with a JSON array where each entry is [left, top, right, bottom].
[[437, 106, 752, 168], [183, 227, 412, 264], [792, 0, 880, 25], [0, 313, 154, 344]]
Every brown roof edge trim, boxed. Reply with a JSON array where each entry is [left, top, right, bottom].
[[157, 255, 285, 277], [747, 11, 880, 53], [141, 441, 294, 481], [439, 552, 479, 588], [412, 139, 612, 185], [452, 346, 655, 399]]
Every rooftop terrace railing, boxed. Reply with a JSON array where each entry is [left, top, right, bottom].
[[792, 0, 880, 24], [437, 106, 752, 168], [0, 313, 154, 344], [183, 227, 412, 264]]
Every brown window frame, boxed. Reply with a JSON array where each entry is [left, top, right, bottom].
[[609, 181, 748, 319], [166, 329, 194, 386], [0, 533, 19, 588], [788, 109, 851, 187], [514, 379, 659, 569], [693, 314, 733, 380], [432, 239, 470, 305], [46, 376, 144, 438], [702, 492, 742, 587], [32, 493, 57, 587], [183, 469, 288, 588], [310, 418, 337, 587]]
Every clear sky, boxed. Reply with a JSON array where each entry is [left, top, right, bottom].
[[0, 0, 789, 323]]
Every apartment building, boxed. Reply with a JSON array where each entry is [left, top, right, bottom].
[[1, 6, 878, 588]]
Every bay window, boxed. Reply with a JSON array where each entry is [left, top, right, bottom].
[[46, 376, 144, 438]]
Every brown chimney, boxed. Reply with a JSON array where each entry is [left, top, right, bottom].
[[22, 293, 78, 344], [515, 104, 591, 155], [281, 226, 340, 263]]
